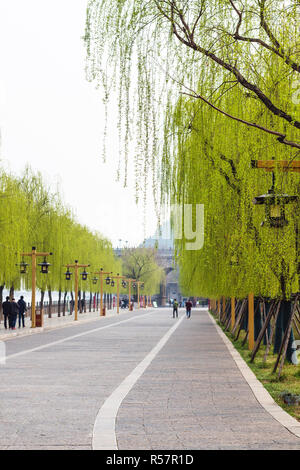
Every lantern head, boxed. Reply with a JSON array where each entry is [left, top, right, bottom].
[[105, 276, 111, 285], [92, 276, 98, 285], [65, 268, 72, 281], [81, 269, 89, 281], [110, 279, 115, 287], [17, 260, 29, 274], [253, 189, 297, 228], [38, 257, 51, 274], [122, 280, 127, 288]]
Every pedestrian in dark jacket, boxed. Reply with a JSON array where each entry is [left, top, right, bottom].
[[17, 296, 27, 328], [185, 300, 192, 319], [2, 296, 11, 329], [9, 298, 19, 330]]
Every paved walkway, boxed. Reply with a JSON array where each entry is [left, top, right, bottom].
[[115, 309, 300, 450], [0, 308, 118, 341], [1, 308, 300, 449]]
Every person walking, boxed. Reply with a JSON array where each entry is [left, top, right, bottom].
[[2, 296, 11, 329], [186, 299, 192, 319], [173, 299, 179, 318], [9, 298, 19, 330], [17, 295, 27, 328]]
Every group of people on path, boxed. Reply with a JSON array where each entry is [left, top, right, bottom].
[[2, 296, 27, 330], [172, 299, 192, 318]]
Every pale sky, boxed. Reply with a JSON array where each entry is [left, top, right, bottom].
[[0, 0, 160, 248]]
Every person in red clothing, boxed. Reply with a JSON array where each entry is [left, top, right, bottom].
[[185, 299, 192, 319]]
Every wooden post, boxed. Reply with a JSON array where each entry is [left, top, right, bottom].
[[100, 273, 104, 316], [117, 275, 120, 314], [129, 280, 132, 310], [31, 247, 36, 328], [21, 247, 52, 328], [74, 262, 79, 322], [248, 292, 255, 350], [231, 297, 235, 331]]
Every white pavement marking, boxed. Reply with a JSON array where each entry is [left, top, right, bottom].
[[5, 312, 155, 361], [92, 315, 185, 450], [208, 310, 300, 439]]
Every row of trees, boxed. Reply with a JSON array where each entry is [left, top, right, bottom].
[[0, 166, 122, 308], [85, 0, 300, 301], [0, 166, 164, 313]]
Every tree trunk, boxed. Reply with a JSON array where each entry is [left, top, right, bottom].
[[83, 291, 86, 312], [63, 291, 68, 316], [40, 290, 45, 320], [78, 290, 82, 313], [69, 291, 74, 315], [0, 285, 4, 323], [9, 285, 14, 300], [89, 292, 92, 312], [273, 300, 296, 362], [48, 290, 52, 318], [58, 289, 61, 317], [254, 298, 262, 341]]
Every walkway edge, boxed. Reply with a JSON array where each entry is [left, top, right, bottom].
[[207, 310, 300, 439]]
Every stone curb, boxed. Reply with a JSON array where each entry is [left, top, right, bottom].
[[208, 311, 300, 439]]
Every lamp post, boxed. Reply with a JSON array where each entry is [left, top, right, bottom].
[[110, 273, 126, 314], [125, 278, 136, 311], [16, 258, 29, 275], [94, 268, 112, 316], [20, 247, 53, 328], [251, 160, 298, 228], [64, 260, 90, 321], [136, 281, 144, 309], [250, 159, 300, 351]]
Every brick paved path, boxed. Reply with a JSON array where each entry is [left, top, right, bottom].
[[1, 308, 300, 449], [116, 309, 300, 450]]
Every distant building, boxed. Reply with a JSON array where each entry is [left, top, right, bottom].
[[141, 222, 181, 306]]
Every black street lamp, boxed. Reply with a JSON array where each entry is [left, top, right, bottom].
[[80, 269, 89, 281], [65, 268, 72, 281], [38, 256, 51, 274], [17, 259, 29, 274], [253, 173, 297, 228]]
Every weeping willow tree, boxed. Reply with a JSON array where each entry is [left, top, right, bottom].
[[121, 247, 164, 297], [85, 0, 299, 179], [167, 88, 300, 300], [85, 0, 299, 300], [0, 166, 121, 315]]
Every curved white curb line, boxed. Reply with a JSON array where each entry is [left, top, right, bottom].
[[208, 311, 300, 439], [92, 315, 185, 450]]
